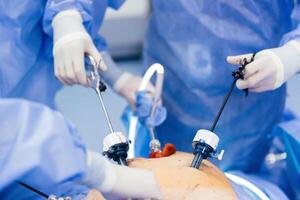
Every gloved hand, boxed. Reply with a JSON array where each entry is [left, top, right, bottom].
[[135, 90, 167, 127], [227, 40, 300, 92], [52, 10, 107, 86], [114, 72, 155, 108], [81, 151, 163, 200]]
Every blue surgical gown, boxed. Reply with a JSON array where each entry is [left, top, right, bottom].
[[0, 0, 124, 198], [0, 0, 123, 108], [140, 0, 300, 173], [0, 99, 88, 199]]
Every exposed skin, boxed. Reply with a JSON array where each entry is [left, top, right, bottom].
[[129, 152, 237, 200], [84, 190, 106, 200], [84, 152, 238, 200]]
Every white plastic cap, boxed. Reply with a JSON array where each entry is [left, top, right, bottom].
[[193, 129, 219, 150], [103, 132, 127, 152]]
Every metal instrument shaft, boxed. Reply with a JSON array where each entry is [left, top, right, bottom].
[[95, 87, 114, 133]]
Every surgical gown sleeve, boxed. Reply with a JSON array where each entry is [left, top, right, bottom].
[[100, 51, 125, 88], [281, 3, 300, 44], [0, 99, 87, 193], [42, 0, 125, 40]]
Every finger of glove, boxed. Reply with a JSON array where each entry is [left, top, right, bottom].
[[54, 56, 62, 81], [247, 72, 269, 89], [63, 54, 76, 85], [236, 79, 249, 90], [54, 54, 70, 85], [66, 57, 79, 85], [249, 83, 275, 92], [61, 66, 73, 85], [236, 57, 267, 89], [246, 55, 278, 88], [237, 57, 278, 92], [73, 49, 89, 86], [246, 53, 274, 77], [227, 53, 254, 65], [248, 74, 277, 92], [243, 59, 262, 79], [86, 42, 107, 71]]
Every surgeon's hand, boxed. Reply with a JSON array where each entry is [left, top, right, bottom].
[[52, 10, 107, 86], [227, 41, 300, 92], [135, 91, 167, 127], [114, 72, 155, 108]]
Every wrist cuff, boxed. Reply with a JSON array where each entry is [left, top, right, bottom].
[[263, 50, 284, 89], [286, 40, 300, 56], [52, 10, 82, 27], [100, 51, 124, 87], [53, 32, 91, 55], [272, 40, 300, 85]]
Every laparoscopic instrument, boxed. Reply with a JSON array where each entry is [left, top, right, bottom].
[[191, 54, 256, 169], [16, 181, 71, 200], [85, 55, 130, 166], [16, 55, 131, 198]]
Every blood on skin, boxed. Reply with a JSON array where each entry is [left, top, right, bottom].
[[149, 151, 164, 158], [149, 143, 176, 158]]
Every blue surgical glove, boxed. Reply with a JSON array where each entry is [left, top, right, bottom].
[[135, 91, 167, 127]]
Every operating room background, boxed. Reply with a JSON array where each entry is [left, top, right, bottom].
[[55, 0, 300, 152]]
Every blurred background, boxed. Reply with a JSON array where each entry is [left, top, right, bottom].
[[55, 0, 300, 152]]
